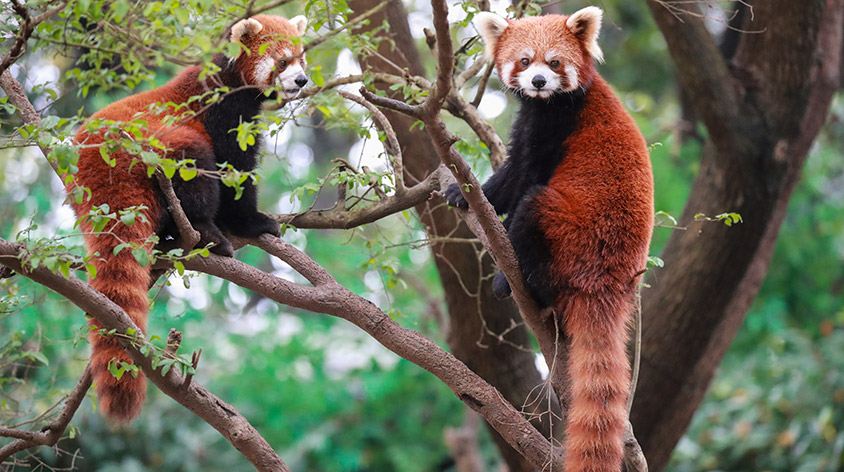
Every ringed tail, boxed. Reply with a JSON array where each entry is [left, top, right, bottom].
[[83, 209, 155, 422], [563, 292, 632, 472]]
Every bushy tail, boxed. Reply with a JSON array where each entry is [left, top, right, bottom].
[[563, 292, 632, 472], [83, 215, 154, 423]]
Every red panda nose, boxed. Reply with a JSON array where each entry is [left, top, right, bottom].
[[531, 75, 547, 89], [294, 75, 309, 88]]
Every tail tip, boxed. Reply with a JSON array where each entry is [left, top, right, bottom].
[[93, 368, 147, 423]]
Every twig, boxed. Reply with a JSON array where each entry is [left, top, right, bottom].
[[0, 364, 92, 463], [273, 165, 446, 229], [470, 62, 495, 108], [339, 90, 406, 193], [302, 1, 390, 54], [0, 1, 67, 77]]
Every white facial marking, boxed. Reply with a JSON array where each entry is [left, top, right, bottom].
[[499, 62, 515, 85], [276, 62, 306, 98], [544, 50, 559, 62], [563, 65, 579, 92], [521, 48, 535, 59], [517, 63, 560, 99], [254, 56, 275, 85]]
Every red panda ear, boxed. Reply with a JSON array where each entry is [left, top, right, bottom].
[[566, 6, 604, 63], [473, 12, 509, 60], [231, 18, 264, 44], [289, 15, 308, 36]]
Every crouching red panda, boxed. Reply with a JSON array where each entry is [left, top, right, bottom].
[[446, 8, 654, 471], [70, 14, 309, 422]]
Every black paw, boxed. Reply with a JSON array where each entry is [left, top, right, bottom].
[[208, 238, 234, 258], [194, 221, 235, 258], [445, 183, 469, 209], [226, 212, 281, 238], [491, 272, 512, 299]]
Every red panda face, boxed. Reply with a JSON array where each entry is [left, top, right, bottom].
[[473, 8, 604, 100], [230, 15, 309, 98]]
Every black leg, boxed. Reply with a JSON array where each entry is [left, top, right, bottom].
[[216, 180, 280, 237], [446, 160, 516, 214], [163, 142, 233, 256], [495, 185, 558, 308]]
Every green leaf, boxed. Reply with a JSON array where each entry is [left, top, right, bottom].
[[178, 167, 198, 181], [120, 212, 136, 226], [131, 248, 150, 267]]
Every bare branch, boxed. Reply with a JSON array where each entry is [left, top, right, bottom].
[[0, 364, 91, 463], [339, 90, 406, 193], [0, 71, 58, 174], [423, 0, 454, 113]]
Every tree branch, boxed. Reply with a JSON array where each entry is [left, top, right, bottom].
[[647, 0, 749, 156], [0, 241, 290, 472], [273, 165, 446, 229], [182, 249, 564, 470], [0, 1, 67, 77]]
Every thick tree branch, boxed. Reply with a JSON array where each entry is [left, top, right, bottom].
[[647, 0, 750, 157], [182, 248, 564, 470], [635, 1, 843, 469]]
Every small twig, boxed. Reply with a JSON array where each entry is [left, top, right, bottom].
[[271, 165, 444, 230], [470, 62, 495, 108], [182, 349, 201, 389], [339, 90, 406, 194], [302, 0, 390, 54], [0, 364, 92, 463], [165, 328, 182, 355], [0, 1, 68, 77]]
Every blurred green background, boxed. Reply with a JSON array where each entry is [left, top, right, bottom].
[[1, 0, 842, 470]]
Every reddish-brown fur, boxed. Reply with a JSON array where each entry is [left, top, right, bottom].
[[538, 76, 652, 471], [486, 12, 653, 471], [70, 15, 303, 422]]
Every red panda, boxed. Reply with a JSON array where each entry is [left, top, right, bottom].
[[446, 8, 654, 471], [70, 14, 309, 422]]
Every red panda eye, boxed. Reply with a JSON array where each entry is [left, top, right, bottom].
[[520, 58, 530, 67], [549, 60, 560, 69], [278, 59, 288, 68]]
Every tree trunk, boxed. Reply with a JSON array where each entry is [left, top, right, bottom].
[[346, 1, 559, 469], [633, 1, 843, 469]]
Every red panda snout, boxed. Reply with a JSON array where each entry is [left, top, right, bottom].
[[502, 52, 580, 99], [252, 51, 309, 98]]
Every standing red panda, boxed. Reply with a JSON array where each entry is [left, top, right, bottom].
[[446, 8, 653, 471], [70, 14, 309, 422]]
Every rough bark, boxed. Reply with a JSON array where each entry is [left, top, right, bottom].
[[633, 1, 843, 469], [346, 1, 559, 469]]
